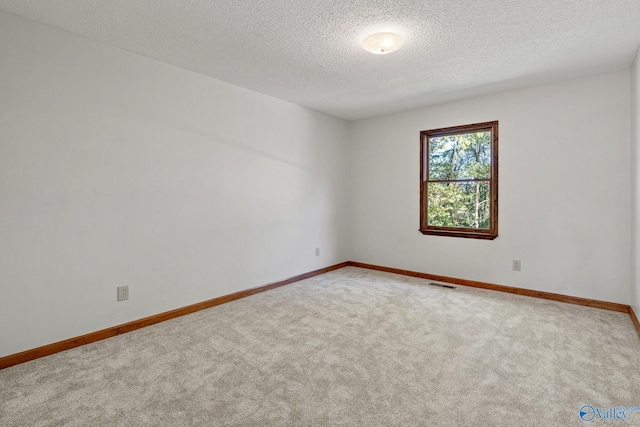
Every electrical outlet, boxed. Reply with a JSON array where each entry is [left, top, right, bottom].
[[512, 260, 521, 271], [117, 285, 129, 301], [315, 247, 320, 257]]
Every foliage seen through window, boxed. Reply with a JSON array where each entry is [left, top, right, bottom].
[[420, 121, 498, 239]]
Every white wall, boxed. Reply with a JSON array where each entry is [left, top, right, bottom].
[[1, 10, 635, 360], [632, 47, 640, 314], [349, 71, 631, 304], [0, 12, 350, 357]]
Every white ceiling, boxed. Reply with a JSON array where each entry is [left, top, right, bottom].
[[1, 1, 639, 121]]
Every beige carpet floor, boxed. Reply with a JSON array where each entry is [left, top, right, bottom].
[[1, 267, 639, 426]]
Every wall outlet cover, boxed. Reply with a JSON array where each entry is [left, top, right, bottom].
[[117, 285, 129, 301]]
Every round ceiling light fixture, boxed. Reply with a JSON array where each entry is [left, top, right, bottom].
[[361, 32, 404, 55]]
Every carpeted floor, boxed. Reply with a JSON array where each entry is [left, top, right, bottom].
[[1, 267, 639, 426]]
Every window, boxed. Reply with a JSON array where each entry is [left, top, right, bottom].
[[420, 121, 498, 240]]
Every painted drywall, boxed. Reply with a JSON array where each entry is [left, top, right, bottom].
[[0, 12, 350, 357], [632, 47, 640, 314], [349, 70, 631, 304]]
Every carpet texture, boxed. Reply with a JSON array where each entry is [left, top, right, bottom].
[[1, 267, 639, 426]]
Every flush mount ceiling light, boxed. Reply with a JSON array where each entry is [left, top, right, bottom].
[[361, 32, 404, 55]]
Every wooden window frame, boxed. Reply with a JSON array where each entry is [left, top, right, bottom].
[[419, 121, 498, 240]]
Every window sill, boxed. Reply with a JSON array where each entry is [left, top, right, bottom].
[[419, 228, 498, 240]]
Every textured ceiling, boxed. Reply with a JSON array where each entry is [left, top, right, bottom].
[[1, 1, 639, 120]]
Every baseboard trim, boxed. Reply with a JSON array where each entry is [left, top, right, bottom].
[[2, 260, 635, 370], [630, 306, 640, 340], [0, 262, 349, 370], [347, 261, 631, 313]]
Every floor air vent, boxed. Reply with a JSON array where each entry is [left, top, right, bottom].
[[428, 282, 456, 289]]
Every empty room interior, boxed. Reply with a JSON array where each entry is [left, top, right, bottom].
[[1, 1, 640, 426]]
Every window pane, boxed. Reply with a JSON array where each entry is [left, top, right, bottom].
[[427, 181, 490, 229], [428, 131, 491, 181]]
